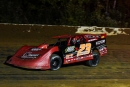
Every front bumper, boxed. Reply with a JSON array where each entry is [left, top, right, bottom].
[[6, 56, 50, 70]]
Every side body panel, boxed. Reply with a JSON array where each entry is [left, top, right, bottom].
[[62, 34, 107, 64], [95, 38, 107, 56], [6, 45, 59, 70]]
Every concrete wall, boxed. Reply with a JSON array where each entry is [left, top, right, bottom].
[[76, 26, 130, 35]]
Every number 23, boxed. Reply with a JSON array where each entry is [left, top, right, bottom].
[[77, 43, 91, 56]]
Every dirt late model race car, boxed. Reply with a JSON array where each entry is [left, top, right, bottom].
[[5, 33, 107, 70]]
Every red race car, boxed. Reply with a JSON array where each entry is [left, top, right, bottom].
[[5, 33, 107, 70]]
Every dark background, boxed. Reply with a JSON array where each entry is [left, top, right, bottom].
[[0, 0, 130, 27]]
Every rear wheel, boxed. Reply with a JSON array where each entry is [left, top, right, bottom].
[[86, 51, 100, 67], [50, 54, 62, 70]]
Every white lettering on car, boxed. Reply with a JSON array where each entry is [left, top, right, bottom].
[[96, 40, 105, 45]]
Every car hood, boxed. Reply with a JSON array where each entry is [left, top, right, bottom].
[[15, 44, 52, 59]]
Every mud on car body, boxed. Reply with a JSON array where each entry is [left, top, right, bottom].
[[5, 33, 107, 70]]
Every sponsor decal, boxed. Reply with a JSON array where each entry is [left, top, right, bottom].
[[96, 44, 106, 50], [96, 40, 105, 45], [21, 52, 39, 58], [65, 43, 91, 58], [65, 46, 75, 53], [66, 53, 74, 59], [88, 39, 97, 42], [65, 54, 92, 63], [31, 48, 42, 51], [97, 44, 107, 55], [84, 35, 95, 38]]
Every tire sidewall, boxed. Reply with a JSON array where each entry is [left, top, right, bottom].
[[50, 54, 62, 70], [91, 53, 100, 66], [86, 52, 100, 67]]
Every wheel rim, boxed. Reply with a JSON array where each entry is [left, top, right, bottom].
[[51, 58, 60, 70], [52, 59, 58, 67]]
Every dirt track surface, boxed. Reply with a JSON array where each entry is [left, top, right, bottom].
[[0, 24, 130, 87]]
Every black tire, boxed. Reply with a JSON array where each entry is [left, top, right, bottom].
[[50, 54, 62, 70], [86, 52, 100, 67]]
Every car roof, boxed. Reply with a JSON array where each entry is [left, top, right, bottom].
[[52, 33, 105, 39], [52, 35, 72, 39], [52, 34, 86, 39]]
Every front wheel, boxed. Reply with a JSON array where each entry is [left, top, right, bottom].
[[50, 54, 62, 70], [86, 52, 100, 67]]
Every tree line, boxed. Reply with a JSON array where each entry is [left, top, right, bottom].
[[0, 0, 130, 27]]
